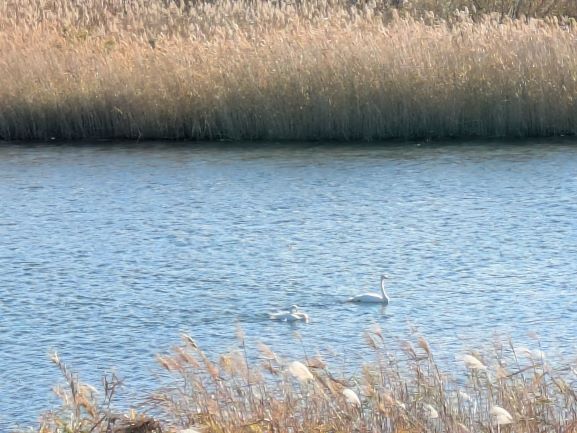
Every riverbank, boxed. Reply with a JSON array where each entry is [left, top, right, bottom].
[[2, 0, 577, 141], [30, 333, 576, 433]]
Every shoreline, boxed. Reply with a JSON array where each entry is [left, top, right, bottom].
[[2, 136, 577, 147]]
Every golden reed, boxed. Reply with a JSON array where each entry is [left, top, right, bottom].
[[35, 333, 577, 433], [2, 0, 577, 141]]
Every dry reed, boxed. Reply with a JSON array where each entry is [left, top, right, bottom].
[[30, 332, 577, 433], [2, 0, 577, 141]]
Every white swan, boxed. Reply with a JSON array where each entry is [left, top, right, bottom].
[[269, 305, 299, 320], [269, 305, 309, 322], [286, 310, 310, 323], [347, 275, 390, 304]]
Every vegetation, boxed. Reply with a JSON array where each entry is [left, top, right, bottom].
[[2, 0, 577, 141], [30, 331, 577, 433]]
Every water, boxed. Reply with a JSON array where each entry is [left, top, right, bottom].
[[1, 141, 576, 430]]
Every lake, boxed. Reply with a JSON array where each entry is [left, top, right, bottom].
[[1, 141, 576, 430]]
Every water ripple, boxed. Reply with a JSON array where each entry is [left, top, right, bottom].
[[1, 142, 576, 429]]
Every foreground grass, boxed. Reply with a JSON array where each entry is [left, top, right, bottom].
[[32, 331, 577, 433], [2, 0, 577, 141]]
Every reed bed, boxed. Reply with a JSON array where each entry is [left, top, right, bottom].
[[2, 0, 577, 141], [34, 331, 577, 433]]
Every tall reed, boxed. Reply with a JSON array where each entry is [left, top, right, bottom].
[[2, 0, 577, 141], [33, 332, 577, 433]]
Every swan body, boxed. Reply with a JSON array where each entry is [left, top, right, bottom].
[[348, 275, 390, 304], [269, 305, 309, 322], [268, 305, 298, 320], [286, 311, 310, 323], [348, 293, 387, 303]]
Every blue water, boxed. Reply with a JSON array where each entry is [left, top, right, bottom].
[[1, 142, 576, 430]]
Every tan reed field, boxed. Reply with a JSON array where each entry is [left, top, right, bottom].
[[34, 331, 577, 433], [2, 0, 577, 141]]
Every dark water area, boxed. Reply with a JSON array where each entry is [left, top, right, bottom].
[[1, 141, 576, 430]]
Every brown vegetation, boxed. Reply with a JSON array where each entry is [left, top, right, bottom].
[[2, 0, 577, 141], [31, 331, 577, 433]]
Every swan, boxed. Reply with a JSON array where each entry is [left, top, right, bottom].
[[347, 275, 390, 304], [269, 305, 299, 320], [269, 305, 309, 322], [286, 310, 310, 323]]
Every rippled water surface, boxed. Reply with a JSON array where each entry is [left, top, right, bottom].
[[1, 142, 577, 429]]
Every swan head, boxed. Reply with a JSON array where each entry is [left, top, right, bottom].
[[381, 274, 390, 281], [290, 304, 299, 313]]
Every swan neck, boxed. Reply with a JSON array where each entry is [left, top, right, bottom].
[[380, 278, 389, 300]]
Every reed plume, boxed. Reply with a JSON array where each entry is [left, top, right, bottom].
[[33, 332, 577, 433], [2, 0, 577, 141]]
